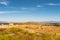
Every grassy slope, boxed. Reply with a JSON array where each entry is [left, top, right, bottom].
[[0, 27, 60, 40]]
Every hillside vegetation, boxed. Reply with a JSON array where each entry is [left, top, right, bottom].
[[0, 22, 60, 40]]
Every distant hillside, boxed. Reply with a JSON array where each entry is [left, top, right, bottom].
[[0, 21, 60, 25], [19, 22, 41, 25], [42, 21, 60, 24], [19, 21, 60, 24]]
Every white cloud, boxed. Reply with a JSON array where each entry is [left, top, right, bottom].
[[36, 5, 42, 7], [0, 12, 5, 14], [21, 7, 28, 10], [0, 1, 8, 6], [47, 3, 60, 6], [20, 7, 37, 11], [0, 11, 24, 14]]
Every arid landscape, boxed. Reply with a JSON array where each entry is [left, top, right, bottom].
[[0, 22, 60, 40], [0, 0, 60, 40]]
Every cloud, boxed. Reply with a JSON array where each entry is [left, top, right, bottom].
[[0, 12, 5, 14], [36, 5, 42, 7], [0, 11, 24, 14], [0, 1, 8, 6], [47, 3, 60, 6], [20, 7, 37, 11], [21, 7, 28, 10]]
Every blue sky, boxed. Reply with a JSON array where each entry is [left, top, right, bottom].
[[0, 0, 60, 22]]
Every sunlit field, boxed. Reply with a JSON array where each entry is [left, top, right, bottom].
[[0, 22, 60, 40]]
